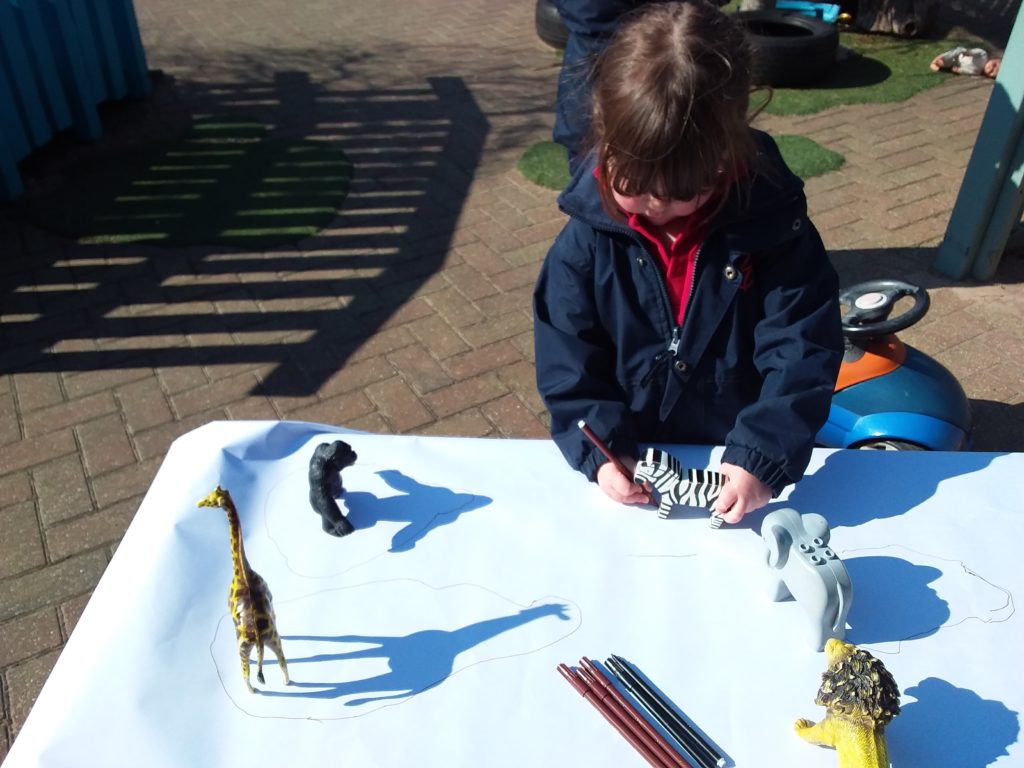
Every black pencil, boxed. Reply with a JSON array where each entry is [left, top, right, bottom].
[[607, 655, 725, 768]]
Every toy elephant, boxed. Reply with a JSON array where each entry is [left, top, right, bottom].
[[762, 508, 852, 651]]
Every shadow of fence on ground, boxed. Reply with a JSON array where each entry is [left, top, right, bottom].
[[0, 69, 489, 397]]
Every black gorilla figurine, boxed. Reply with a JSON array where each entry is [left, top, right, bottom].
[[308, 440, 357, 537]]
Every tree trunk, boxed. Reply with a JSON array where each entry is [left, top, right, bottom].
[[853, 0, 938, 36]]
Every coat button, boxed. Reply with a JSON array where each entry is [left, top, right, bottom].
[[792, 218, 802, 231], [674, 361, 687, 372], [637, 257, 646, 266], [724, 265, 737, 280]]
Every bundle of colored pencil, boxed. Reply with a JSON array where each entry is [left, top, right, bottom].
[[557, 656, 725, 768]]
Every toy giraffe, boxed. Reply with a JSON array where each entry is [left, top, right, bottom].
[[198, 485, 289, 693]]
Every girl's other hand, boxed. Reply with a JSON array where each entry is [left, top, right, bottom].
[[714, 462, 771, 523], [596, 459, 651, 505]]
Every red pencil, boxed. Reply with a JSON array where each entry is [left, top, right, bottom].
[[558, 663, 673, 768], [578, 421, 651, 504], [580, 657, 693, 768], [578, 420, 634, 479]]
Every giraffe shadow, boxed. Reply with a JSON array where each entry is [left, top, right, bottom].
[[260, 602, 571, 703], [339, 469, 491, 552]]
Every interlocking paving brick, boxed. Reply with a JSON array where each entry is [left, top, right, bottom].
[[444, 341, 522, 381], [89, 457, 162, 509], [20, 392, 118, 440], [0, 550, 109, 623], [0, 609, 61, 669], [169, 372, 262, 419], [0, 502, 45, 580], [115, 377, 174, 433], [32, 456, 92, 527], [481, 393, 549, 438], [11, 372, 63, 414], [0, 430, 77, 477], [0, 474, 31, 507], [282, 390, 377, 426], [423, 373, 508, 419], [130, 412, 219, 462], [5, 649, 60, 736], [365, 376, 435, 432], [61, 368, 152, 401], [459, 311, 532, 348], [44, 497, 139, 562], [58, 592, 93, 640], [75, 414, 137, 478], [419, 408, 493, 437], [386, 344, 452, 395]]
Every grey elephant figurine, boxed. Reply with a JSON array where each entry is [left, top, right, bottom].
[[762, 508, 852, 651]]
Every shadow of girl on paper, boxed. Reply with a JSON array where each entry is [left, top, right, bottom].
[[261, 601, 573, 704], [768, 449, 1000, 528], [887, 677, 1019, 767], [342, 469, 491, 552]]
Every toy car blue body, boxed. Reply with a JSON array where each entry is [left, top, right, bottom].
[[816, 281, 973, 451]]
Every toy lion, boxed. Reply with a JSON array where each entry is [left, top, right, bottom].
[[795, 638, 901, 768]]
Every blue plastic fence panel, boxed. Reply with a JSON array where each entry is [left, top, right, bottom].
[[64, 0, 105, 104], [0, 53, 28, 199], [108, 0, 150, 97], [0, 54, 32, 159], [39, 0, 102, 139], [0, 0, 52, 146], [85, 0, 127, 101], [11, 0, 73, 135]]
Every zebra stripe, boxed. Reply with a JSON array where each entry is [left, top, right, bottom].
[[633, 447, 724, 520]]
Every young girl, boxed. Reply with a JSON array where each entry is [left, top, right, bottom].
[[533, 0, 844, 524]]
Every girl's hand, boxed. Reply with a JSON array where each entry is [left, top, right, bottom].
[[714, 462, 771, 524], [596, 459, 651, 505]]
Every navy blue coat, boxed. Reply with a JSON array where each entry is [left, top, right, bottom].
[[533, 130, 843, 494]]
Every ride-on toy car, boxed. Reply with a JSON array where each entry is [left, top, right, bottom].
[[816, 280, 973, 451]]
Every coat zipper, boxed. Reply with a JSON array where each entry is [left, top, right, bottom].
[[641, 242, 703, 388]]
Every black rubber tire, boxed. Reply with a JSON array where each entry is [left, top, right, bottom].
[[736, 10, 839, 87], [854, 439, 927, 451], [536, 0, 569, 50]]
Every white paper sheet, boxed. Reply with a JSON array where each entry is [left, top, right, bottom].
[[5, 421, 1023, 767]]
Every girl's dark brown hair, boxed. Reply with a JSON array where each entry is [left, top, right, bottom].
[[586, 1, 759, 220]]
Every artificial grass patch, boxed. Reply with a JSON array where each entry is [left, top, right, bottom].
[[762, 33, 980, 116], [517, 141, 571, 191], [21, 117, 352, 248], [775, 134, 845, 178], [517, 134, 843, 191]]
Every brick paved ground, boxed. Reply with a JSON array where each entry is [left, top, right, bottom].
[[2, 0, 1023, 758]]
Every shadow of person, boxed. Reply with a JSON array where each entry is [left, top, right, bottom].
[[843, 556, 948, 645], [265, 602, 571, 702], [888, 677, 1020, 767], [770, 449, 999, 528], [341, 469, 491, 552]]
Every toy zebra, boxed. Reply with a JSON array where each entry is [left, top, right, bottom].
[[633, 448, 725, 527]]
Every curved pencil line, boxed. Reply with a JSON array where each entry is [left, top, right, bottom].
[[840, 544, 1015, 655]]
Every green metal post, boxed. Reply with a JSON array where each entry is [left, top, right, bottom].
[[934, 7, 1024, 280]]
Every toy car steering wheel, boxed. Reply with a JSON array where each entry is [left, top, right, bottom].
[[839, 280, 930, 339]]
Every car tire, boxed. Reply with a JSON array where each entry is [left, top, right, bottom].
[[536, 0, 569, 49], [854, 439, 927, 451], [736, 10, 839, 87]]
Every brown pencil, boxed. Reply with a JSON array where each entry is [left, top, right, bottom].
[[558, 663, 673, 767], [580, 657, 693, 768]]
